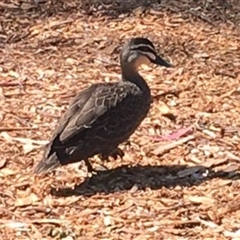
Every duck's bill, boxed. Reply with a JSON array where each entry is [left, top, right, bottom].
[[154, 55, 173, 67]]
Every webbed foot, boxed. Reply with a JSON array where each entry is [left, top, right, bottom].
[[99, 147, 125, 161]]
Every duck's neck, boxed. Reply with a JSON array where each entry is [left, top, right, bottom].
[[121, 64, 150, 95]]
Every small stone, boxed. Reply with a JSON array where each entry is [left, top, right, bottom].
[[204, 150, 211, 157], [103, 216, 112, 226], [190, 148, 199, 154]]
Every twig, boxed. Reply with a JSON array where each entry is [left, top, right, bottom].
[[158, 219, 200, 226], [48, 19, 74, 29], [0, 127, 38, 131], [152, 135, 195, 155], [194, 216, 220, 229], [0, 132, 49, 145], [0, 82, 24, 87], [30, 218, 70, 224], [0, 218, 70, 228], [0, 2, 19, 9]]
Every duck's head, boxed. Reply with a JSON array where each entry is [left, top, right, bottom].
[[120, 37, 172, 70]]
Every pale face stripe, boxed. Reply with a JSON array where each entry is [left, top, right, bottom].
[[130, 43, 156, 53], [138, 51, 156, 61]]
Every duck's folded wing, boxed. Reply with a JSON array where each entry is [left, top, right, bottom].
[[55, 84, 104, 143], [58, 85, 108, 143], [51, 82, 138, 143]]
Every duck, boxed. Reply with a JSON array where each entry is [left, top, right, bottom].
[[34, 37, 172, 175]]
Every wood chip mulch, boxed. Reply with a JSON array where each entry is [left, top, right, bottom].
[[0, 0, 240, 239]]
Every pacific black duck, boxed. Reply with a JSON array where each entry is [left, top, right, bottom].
[[34, 37, 172, 174]]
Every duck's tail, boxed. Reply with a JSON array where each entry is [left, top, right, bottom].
[[34, 152, 61, 174]]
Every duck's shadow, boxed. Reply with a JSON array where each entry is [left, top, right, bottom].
[[50, 164, 240, 197]]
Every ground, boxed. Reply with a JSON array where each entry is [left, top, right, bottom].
[[0, 0, 240, 239]]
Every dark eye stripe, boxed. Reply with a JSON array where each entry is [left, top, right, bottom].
[[131, 46, 156, 55]]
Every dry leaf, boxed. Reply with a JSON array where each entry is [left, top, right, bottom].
[[15, 193, 39, 207], [66, 58, 78, 65], [0, 132, 48, 145], [0, 158, 7, 169], [0, 132, 48, 154], [187, 196, 215, 205], [157, 101, 172, 115], [224, 229, 240, 238], [8, 70, 20, 79], [195, 216, 220, 229], [103, 216, 112, 226], [20, 3, 34, 10], [0, 168, 16, 177], [193, 52, 209, 59], [226, 151, 240, 161], [2, 221, 29, 230]]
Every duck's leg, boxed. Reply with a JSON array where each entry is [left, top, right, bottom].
[[109, 147, 125, 159], [100, 147, 125, 161], [90, 147, 124, 173], [84, 158, 108, 174], [84, 159, 94, 173], [84, 148, 125, 174]]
